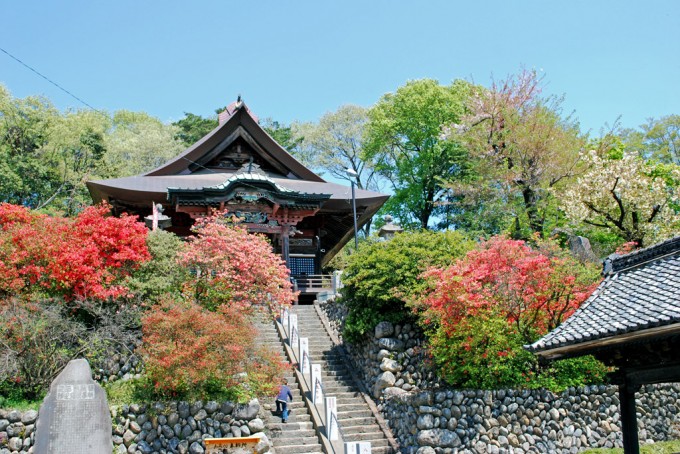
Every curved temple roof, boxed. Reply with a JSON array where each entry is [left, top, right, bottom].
[[86, 100, 389, 264], [527, 235, 680, 360]]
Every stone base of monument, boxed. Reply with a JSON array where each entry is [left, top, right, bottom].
[[205, 433, 269, 453], [33, 358, 112, 454]]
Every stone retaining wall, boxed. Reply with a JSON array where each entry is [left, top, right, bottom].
[[0, 399, 270, 454], [318, 298, 680, 453]]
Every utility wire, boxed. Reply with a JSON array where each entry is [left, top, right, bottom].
[[0, 46, 106, 116]]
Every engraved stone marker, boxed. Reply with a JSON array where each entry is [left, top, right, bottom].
[[34, 358, 112, 454]]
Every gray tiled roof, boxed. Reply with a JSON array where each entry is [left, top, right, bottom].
[[527, 235, 680, 354]]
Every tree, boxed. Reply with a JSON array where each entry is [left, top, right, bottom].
[[364, 79, 472, 229], [417, 235, 603, 389], [125, 229, 189, 303], [294, 105, 383, 234], [559, 149, 680, 247], [261, 117, 303, 152], [443, 70, 586, 237], [102, 111, 185, 178], [0, 203, 150, 301], [173, 112, 218, 146], [0, 85, 64, 209], [341, 230, 474, 341], [177, 215, 295, 311], [140, 298, 283, 399], [622, 115, 680, 164]]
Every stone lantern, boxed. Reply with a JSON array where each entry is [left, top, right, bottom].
[[377, 215, 403, 240]]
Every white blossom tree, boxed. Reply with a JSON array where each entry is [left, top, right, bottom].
[[559, 150, 680, 247]]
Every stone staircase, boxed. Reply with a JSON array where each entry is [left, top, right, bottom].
[[294, 305, 395, 454], [255, 314, 325, 454]]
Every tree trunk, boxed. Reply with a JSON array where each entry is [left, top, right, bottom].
[[522, 186, 543, 235]]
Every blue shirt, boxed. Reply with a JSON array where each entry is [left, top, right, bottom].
[[276, 385, 293, 402]]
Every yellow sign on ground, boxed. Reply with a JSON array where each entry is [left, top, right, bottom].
[[204, 436, 261, 454]]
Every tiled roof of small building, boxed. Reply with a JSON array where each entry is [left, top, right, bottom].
[[527, 235, 680, 355]]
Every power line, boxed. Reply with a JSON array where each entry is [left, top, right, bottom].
[[0, 46, 106, 115]]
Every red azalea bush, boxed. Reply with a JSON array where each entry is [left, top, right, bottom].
[[140, 298, 284, 400], [0, 203, 150, 301], [178, 215, 295, 310], [416, 235, 607, 390]]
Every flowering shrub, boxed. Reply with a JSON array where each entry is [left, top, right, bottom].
[[341, 230, 474, 342], [418, 235, 606, 390], [418, 236, 600, 342], [0, 203, 150, 301], [140, 298, 284, 399], [178, 215, 295, 310]]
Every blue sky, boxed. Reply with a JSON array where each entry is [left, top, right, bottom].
[[2, 1, 679, 134]]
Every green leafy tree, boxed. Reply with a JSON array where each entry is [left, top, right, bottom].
[[125, 230, 189, 303], [294, 105, 383, 234], [102, 111, 185, 177], [622, 115, 680, 164], [364, 79, 473, 229], [173, 112, 218, 146], [261, 117, 303, 152], [0, 85, 64, 209], [341, 230, 474, 341]]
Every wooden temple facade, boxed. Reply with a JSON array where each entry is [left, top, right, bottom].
[[87, 100, 388, 282]]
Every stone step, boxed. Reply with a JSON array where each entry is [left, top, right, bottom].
[[267, 421, 316, 431], [319, 387, 361, 395], [344, 432, 390, 445], [336, 416, 377, 427], [337, 409, 375, 419], [271, 428, 317, 438], [282, 306, 394, 454], [337, 402, 372, 412], [271, 442, 324, 454], [273, 436, 320, 446]]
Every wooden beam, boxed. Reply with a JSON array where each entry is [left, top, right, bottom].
[[536, 324, 680, 360], [618, 381, 640, 454]]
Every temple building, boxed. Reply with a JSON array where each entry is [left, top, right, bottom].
[[86, 99, 388, 282]]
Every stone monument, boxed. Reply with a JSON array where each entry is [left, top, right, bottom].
[[34, 358, 112, 453]]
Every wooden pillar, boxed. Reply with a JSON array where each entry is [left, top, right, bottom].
[[618, 380, 640, 454], [281, 225, 290, 267]]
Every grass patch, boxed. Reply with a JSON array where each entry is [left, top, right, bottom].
[[104, 377, 257, 405], [582, 440, 680, 454], [104, 379, 141, 406], [0, 381, 43, 411]]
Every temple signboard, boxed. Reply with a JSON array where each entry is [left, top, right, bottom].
[[205, 436, 261, 454]]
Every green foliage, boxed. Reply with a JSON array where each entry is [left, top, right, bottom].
[[125, 230, 189, 303], [173, 112, 218, 146], [102, 110, 185, 178], [582, 440, 680, 454], [428, 312, 608, 391], [428, 314, 535, 389], [341, 230, 474, 342], [261, 118, 304, 152], [444, 70, 586, 238], [0, 379, 42, 410], [364, 79, 473, 229]]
